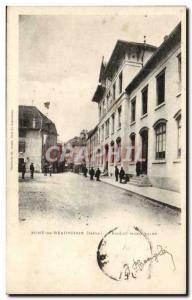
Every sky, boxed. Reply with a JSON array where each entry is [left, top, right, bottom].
[[19, 9, 182, 142]]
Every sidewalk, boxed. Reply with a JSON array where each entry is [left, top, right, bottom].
[[100, 177, 181, 211]]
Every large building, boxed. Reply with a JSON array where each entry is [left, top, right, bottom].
[[87, 22, 183, 192], [19, 105, 58, 173]]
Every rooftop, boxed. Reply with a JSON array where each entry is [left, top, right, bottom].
[[19, 105, 57, 135], [126, 22, 181, 94]]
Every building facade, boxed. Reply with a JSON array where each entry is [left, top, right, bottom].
[[87, 22, 183, 192], [125, 23, 182, 192], [19, 105, 58, 173]]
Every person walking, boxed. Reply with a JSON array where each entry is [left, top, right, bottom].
[[89, 167, 95, 180], [119, 167, 125, 183], [44, 162, 48, 176], [83, 166, 88, 177], [21, 162, 26, 179], [136, 161, 140, 177], [48, 164, 52, 176], [115, 166, 119, 182], [95, 168, 101, 181], [30, 163, 34, 179]]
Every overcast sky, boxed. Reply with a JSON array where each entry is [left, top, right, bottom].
[[19, 10, 181, 142]]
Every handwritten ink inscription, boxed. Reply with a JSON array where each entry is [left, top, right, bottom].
[[97, 226, 176, 281]]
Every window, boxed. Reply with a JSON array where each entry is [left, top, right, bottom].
[[141, 86, 148, 115], [19, 118, 29, 128], [19, 129, 26, 137], [102, 125, 104, 141], [116, 137, 121, 163], [156, 69, 165, 105], [176, 115, 181, 158], [154, 122, 166, 159], [177, 53, 181, 92], [113, 82, 116, 100], [105, 119, 110, 138], [131, 98, 136, 123], [130, 134, 135, 161], [118, 107, 121, 129], [119, 72, 123, 94], [111, 114, 115, 133], [110, 141, 115, 164], [19, 142, 26, 153]]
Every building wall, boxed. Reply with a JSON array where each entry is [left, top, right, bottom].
[[19, 130, 42, 172], [94, 53, 150, 174], [126, 44, 182, 191]]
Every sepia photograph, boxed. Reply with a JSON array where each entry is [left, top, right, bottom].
[[6, 6, 187, 294]]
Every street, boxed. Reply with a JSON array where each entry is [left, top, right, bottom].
[[19, 172, 180, 229]]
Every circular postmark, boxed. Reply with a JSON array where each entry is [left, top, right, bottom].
[[97, 226, 175, 281]]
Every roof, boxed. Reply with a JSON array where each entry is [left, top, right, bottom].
[[19, 105, 57, 135], [92, 84, 106, 103], [103, 40, 157, 80], [87, 125, 98, 140], [126, 22, 181, 94]]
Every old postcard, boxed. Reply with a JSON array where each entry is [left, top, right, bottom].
[[6, 6, 187, 294]]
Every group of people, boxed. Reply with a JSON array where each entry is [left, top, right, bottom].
[[21, 162, 34, 179], [43, 162, 53, 177], [115, 166, 126, 183], [82, 165, 126, 183], [83, 166, 101, 181], [21, 161, 53, 179]]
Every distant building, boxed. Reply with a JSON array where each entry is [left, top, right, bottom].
[[64, 130, 88, 172], [18, 105, 58, 173], [87, 22, 183, 192]]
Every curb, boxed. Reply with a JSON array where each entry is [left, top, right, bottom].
[[100, 179, 181, 212]]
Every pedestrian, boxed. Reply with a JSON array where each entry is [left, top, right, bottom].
[[21, 162, 26, 179], [48, 164, 52, 176], [44, 162, 48, 176], [89, 167, 95, 180], [115, 166, 119, 182], [83, 166, 88, 177], [30, 162, 34, 179], [119, 167, 125, 183], [95, 168, 101, 181], [136, 161, 140, 176]]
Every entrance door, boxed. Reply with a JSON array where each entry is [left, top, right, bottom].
[[104, 145, 109, 172], [140, 130, 148, 174], [18, 158, 24, 172]]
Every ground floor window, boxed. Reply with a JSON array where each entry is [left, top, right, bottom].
[[130, 133, 135, 161], [110, 141, 115, 164], [19, 141, 26, 153], [154, 121, 166, 159], [176, 115, 181, 158]]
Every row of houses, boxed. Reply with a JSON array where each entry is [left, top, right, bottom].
[[86, 22, 183, 192]]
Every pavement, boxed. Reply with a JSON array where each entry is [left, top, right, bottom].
[[19, 172, 180, 228], [17, 172, 182, 294], [99, 176, 181, 211]]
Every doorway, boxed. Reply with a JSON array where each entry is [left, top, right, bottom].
[[140, 128, 148, 174]]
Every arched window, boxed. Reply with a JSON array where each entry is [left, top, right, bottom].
[[116, 137, 121, 163], [110, 141, 115, 164], [153, 119, 167, 159], [174, 110, 181, 158], [130, 133, 135, 162]]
